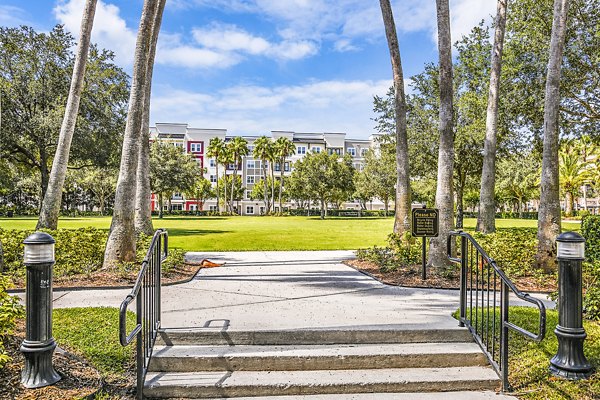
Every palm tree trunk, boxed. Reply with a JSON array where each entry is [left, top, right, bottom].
[[429, 0, 455, 268], [231, 167, 236, 214], [135, 0, 165, 236], [565, 192, 573, 216], [477, 0, 508, 234], [270, 163, 275, 212], [279, 158, 284, 214], [104, 0, 161, 266], [223, 168, 228, 213], [379, 0, 411, 236], [37, 0, 97, 230], [263, 163, 269, 213], [537, 0, 571, 272], [215, 163, 220, 213]]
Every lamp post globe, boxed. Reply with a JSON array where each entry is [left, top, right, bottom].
[[20, 231, 61, 388]]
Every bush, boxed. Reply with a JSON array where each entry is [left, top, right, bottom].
[[0, 275, 24, 367], [356, 232, 420, 272], [0, 227, 107, 279], [582, 215, 600, 263], [582, 216, 600, 320], [471, 228, 539, 277]]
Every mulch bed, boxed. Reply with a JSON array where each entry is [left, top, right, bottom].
[[0, 321, 122, 400], [346, 259, 557, 293], [10, 263, 201, 290]]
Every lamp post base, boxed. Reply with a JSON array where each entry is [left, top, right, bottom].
[[549, 326, 594, 380], [20, 339, 61, 388]]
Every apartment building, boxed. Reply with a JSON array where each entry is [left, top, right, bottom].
[[149, 123, 384, 215]]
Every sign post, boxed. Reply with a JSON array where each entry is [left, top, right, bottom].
[[411, 207, 439, 280]]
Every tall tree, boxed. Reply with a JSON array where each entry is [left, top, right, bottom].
[[135, 0, 167, 235], [252, 136, 274, 213], [559, 142, 588, 216], [37, 0, 97, 230], [379, 0, 411, 234], [477, 0, 509, 233], [227, 136, 248, 214], [429, 0, 455, 267], [536, 0, 571, 272], [104, 0, 163, 266], [206, 137, 227, 214], [274, 136, 295, 214]]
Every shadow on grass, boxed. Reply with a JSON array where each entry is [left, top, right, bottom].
[[154, 216, 230, 221], [166, 228, 230, 237]]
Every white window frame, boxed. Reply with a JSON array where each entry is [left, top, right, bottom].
[[312, 146, 321, 153], [246, 206, 254, 214], [247, 176, 255, 184], [297, 146, 306, 155], [209, 158, 216, 167], [347, 147, 356, 156], [361, 148, 368, 157], [210, 175, 217, 183], [190, 143, 202, 152]]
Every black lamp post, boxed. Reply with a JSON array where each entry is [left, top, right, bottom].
[[550, 231, 594, 380], [20, 232, 61, 388]]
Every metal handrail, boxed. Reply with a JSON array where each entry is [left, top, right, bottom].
[[447, 230, 546, 391], [119, 229, 168, 400]]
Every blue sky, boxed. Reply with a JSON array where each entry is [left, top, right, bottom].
[[0, 0, 496, 139]]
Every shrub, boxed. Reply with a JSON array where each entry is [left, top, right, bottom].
[[471, 228, 539, 277], [582, 215, 600, 263], [582, 216, 600, 320], [356, 232, 420, 272], [0, 228, 107, 279], [0, 275, 24, 367]]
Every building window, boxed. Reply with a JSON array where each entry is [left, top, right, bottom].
[[209, 205, 218, 212], [312, 146, 321, 153], [297, 146, 306, 155], [284, 162, 290, 172], [190, 142, 202, 153], [210, 175, 217, 183], [247, 176, 255, 184], [347, 147, 356, 156], [210, 159, 216, 167], [328, 148, 341, 156], [173, 192, 182, 199], [275, 163, 281, 172], [247, 160, 254, 168], [245, 190, 251, 200], [248, 145, 254, 153], [174, 142, 184, 148], [361, 148, 368, 157], [246, 206, 254, 215]]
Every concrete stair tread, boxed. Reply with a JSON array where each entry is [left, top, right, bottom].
[[207, 392, 516, 400], [144, 367, 500, 398], [152, 342, 485, 358], [156, 328, 473, 345]]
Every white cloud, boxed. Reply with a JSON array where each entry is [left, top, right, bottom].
[[150, 79, 392, 139]]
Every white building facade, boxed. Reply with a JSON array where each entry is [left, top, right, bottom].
[[149, 123, 385, 215]]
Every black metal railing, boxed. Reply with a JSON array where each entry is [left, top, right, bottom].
[[119, 229, 168, 400], [447, 231, 546, 391]]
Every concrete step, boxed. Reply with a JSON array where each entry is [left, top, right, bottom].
[[148, 342, 488, 372], [156, 328, 473, 346], [206, 392, 517, 400], [144, 366, 500, 398]]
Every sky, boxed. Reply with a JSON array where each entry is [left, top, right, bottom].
[[0, 0, 497, 139]]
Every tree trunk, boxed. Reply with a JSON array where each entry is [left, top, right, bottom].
[[320, 200, 325, 219], [456, 184, 464, 229], [537, 0, 570, 272], [223, 170, 228, 213], [279, 159, 284, 215], [477, 0, 508, 234], [583, 185, 588, 211], [565, 193, 573, 217], [429, 0, 455, 268], [104, 0, 161, 266], [263, 163, 269, 213], [215, 164, 220, 213], [379, 0, 411, 236], [158, 193, 163, 219], [37, 0, 97, 230], [135, 0, 165, 236], [271, 163, 275, 212]]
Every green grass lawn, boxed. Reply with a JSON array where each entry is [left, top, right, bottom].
[[0, 216, 580, 251]]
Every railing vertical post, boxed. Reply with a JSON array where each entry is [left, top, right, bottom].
[[459, 235, 467, 327], [136, 288, 143, 400], [501, 281, 510, 392]]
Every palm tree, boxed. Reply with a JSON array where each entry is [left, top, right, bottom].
[[104, 0, 164, 266], [227, 136, 249, 214], [274, 137, 296, 214], [477, 0, 508, 234], [537, 0, 571, 272], [429, 0, 455, 268], [559, 144, 589, 217], [379, 0, 411, 235], [206, 137, 227, 213], [37, 0, 98, 230], [135, 0, 166, 236], [575, 136, 597, 211], [253, 136, 274, 214]]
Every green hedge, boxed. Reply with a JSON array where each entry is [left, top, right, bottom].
[[0, 228, 107, 278], [581, 216, 600, 320], [582, 215, 600, 263], [0, 275, 24, 367]]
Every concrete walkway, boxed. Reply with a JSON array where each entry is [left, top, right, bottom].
[[22, 250, 552, 331]]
